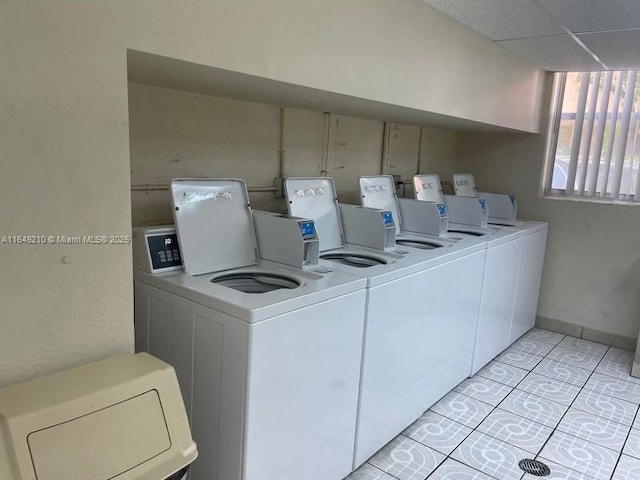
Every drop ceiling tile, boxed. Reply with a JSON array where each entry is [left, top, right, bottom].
[[498, 35, 602, 71], [536, 0, 640, 33], [422, 0, 565, 40], [577, 29, 640, 70]]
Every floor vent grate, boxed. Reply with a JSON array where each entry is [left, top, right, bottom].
[[518, 459, 551, 476]]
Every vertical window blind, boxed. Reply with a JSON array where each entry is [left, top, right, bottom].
[[546, 70, 640, 203]]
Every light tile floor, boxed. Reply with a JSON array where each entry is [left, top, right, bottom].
[[346, 328, 640, 480]]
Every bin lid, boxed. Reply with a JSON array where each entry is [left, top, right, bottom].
[[0, 353, 197, 480]]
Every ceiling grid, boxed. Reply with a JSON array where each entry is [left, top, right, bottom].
[[422, 0, 640, 71]]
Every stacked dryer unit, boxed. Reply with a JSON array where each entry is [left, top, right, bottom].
[[284, 177, 486, 469], [451, 173, 548, 344], [133, 179, 368, 480], [413, 174, 524, 375]]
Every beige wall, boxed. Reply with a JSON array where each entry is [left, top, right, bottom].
[[129, 83, 458, 223], [457, 78, 640, 340], [0, 0, 544, 386]]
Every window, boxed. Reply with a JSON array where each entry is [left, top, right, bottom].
[[545, 70, 640, 203]]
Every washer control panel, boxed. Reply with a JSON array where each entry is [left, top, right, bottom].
[[147, 233, 182, 271], [381, 211, 394, 226], [298, 220, 316, 239]]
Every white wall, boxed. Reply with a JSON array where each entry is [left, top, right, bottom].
[[457, 116, 640, 341], [0, 0, 544, 386]]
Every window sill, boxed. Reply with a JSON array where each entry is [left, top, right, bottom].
[[542, 192, 640, 207]]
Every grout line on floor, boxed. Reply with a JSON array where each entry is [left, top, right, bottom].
[[356, 330, 640, 480]]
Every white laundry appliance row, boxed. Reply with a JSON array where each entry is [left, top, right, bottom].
[[413, 173, 548, 374], [133, 174, 547, 480]]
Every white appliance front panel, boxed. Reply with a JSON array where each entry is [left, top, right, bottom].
[[510, 228, 548, 343], [244, 290, 366, 480], [471, 237, 523, 375], [135, 282, 248, 480], [134, 281, 366, 480], [354, 249, 485, 467]]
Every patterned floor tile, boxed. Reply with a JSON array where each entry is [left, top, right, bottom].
[[476, 409, 552, 454], [426, 458, 494, 480], [497, 347, 544, 371], [452, 430, 528, 480], [558, 337, 608, 358], [532, 357, 592, 387], [499, 389, 568, 428], [540, 431, 618, 479], [511, 336, 556, 356], [583, 373, 640, 404], [558, 408, 631, 451], [522, 328, 565, 345], [526, 459, 597, 479], [369, 435, 445, 480], [429, 392, 493, 429], [477, 360, 528, 387], [612, 454, 640, 480], [454, 376, 513, 406], [403, 411, 472, 455], [346, 463, 396, 480], [573, 389, 638, 426], [517, 372, 580, 406], [595, 360, 640, 385], [546, 346, 602, 370], [622, 428, 640, 459], [603, 347, 634, 366]]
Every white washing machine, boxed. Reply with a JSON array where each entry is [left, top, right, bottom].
[[449, 174, 549, 344], [506, 220, 548, 343], [285, 177, 486, 469], [448, 174, 549, 347], [359, 175, 457, 250], [413, 174, 525, 375], [133, 178, 368, 480]]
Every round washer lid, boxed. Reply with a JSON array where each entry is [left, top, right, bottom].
[[359, 175, 403, 232], [171, 178, 259, 275], [211, 271, 300, 293]]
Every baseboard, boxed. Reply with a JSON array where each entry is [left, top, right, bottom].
[[535, 316, 583, 338], [535, 315, 636, 351]]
